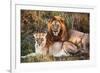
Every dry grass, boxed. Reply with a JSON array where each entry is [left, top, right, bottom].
[[21, 54, 89, 63]]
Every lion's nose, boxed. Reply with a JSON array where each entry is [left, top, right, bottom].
[[53, 29, 58, 32], [54, 31, 57, 33], [54, 26, 57, 29]]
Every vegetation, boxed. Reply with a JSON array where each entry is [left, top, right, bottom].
[[21, 54, 89, 63]]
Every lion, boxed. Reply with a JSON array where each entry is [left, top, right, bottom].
[[68, 29, 89, 53], [46, 16, 69, 47]]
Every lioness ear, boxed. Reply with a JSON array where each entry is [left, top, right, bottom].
[[33, 33, 36, 38], [44, 33, 47, 37]]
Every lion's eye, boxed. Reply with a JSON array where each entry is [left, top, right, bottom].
[[57, 24, 59, 27], [52, 25, 55, 28], [52, 24, 55, 26]]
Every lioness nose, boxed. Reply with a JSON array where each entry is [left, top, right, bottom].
[[37, 40, 42, 45], [38, 43, 41, 46]]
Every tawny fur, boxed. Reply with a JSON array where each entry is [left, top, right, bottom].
[[69, 29, 89, 53]]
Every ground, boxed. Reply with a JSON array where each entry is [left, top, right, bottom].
[[21, 53, 89, 63]]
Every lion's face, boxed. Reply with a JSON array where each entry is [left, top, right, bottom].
[[51, 20, 61, 36], [47, 16, 68, 43]]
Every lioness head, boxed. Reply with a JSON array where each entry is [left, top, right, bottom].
[[33, 32, 47, 47]]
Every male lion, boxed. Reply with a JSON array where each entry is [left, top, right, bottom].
[[46, 16, 69, 47], [68, 29, 89, 53]]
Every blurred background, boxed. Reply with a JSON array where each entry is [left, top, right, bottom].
[[21, 10, 89, 56]]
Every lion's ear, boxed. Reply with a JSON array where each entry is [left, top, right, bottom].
[[60, 18, 64, 23], [48, 19, 51, 23], [48, 19, 53, 23], [48, 16, 55, 23]]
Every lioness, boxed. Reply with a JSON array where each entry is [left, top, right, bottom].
[[33, 32, 48, 55]]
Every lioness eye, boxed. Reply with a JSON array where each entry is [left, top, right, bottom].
[[35, 39, 37, 41], [41, 38, 44, 41]]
